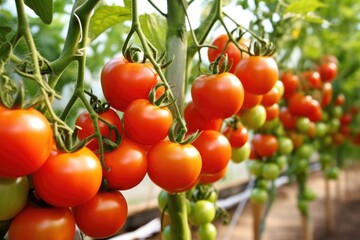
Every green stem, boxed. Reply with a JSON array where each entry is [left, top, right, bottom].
[[167, 193, 191, 240]]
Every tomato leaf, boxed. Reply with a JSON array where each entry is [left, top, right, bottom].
[[139, 13, 166, 53], [0, 27, 12, 63], [285, 0, 327, 14], [24, 0, 53, 24], [89, 5, 131, 41]]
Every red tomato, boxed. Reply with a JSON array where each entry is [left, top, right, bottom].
[[147, 140, 202, 193], [279, 107, 298, 130], [321, 82, 333, 107], [252, 134, 278, 157], [207, 34, 249, 73], [8, 205, 75, 240], [265, 103, 279, 121], [234, 56, 279, 95], [334, 93, 345, 106], [101, 58, 160, 111], [288, 92, 313, 117], [241, 90, 263, 110], [32, 148, 102, 207], [191, 72, 244, 119], [287, 131, 304, 149], [198, 166, 228, 184], [307, 99, 322, 122], [319, 62, 338, 82], [76, 108, 123, 151], [184, 102, 223, 133], [261, 86, 280, 106], [302, 70, 322, 89], [73, 191, 128, 239], [0, 107, 53, 177], [223, 123, 248, 148], [280, 71, 299, 99], [340, 113, 352, 125], [192, 130, 231, 175], [124, 99, 173, 145], [103, 138, 147, 190]]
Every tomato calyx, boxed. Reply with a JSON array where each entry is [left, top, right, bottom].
[[251, 39, 276, 57], [168, 118, 200, 145], [210, 54, 232, 74]]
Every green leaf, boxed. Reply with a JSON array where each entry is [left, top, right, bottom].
[[0, 42, 12, 62], [304, 14, 327, 24], [24, 0, 53, 24], [123, 0, 131, 8], [0, 26, 11, 43], [285, 0, 327, 14], [89, 5, 131, 41], [139, 13, 166, 53]]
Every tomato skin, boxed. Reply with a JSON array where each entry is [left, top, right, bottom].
[[0, 176, 29, 221], [189, 200, 216, 226], [32, 148, 102, 207], [279, 107, 298, 130], [8, 205, 75, 240], [101, 58, 160, 111], [223, 123, 248, 148], [234, 56, 279, 95], [198, 166, 227, 184], [250, 188, 268, 205], [265, 103, 279, 121], [76, 108, 123, 151], [302, 70, 322, 89], [334, 93, 345, 106], [321, 82, 333, 107], [319, 62, 338, 82], [73, 191, 128, 239], [192, 130, 232, 175], [281, 71, 299, 99], [103, 138, 147, 190], [261, 86, 280, 107], [241, 90, 263, 110], [124, 99, 173, 145], [147, 140, 202, 193], [252, 134, 278, 157], [184, 102, 223, 134], [198, 223, 217, 240], [191, 72, 244, 120], [0, 107, 53, 177]]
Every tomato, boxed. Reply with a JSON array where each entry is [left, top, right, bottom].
[[0, 107, 53, 177], [188, 200, 216, 226], [275, 155, 288, 170], [279, 107, 297, 130], [264, 103, 279, 121], [328, 118, 340, 134], [296, 117, 311, 133], [274, 80, 284, 97], [147, 140, 202, 193], [0, 176, 29, 221], [303, 188, 317, 201], [277, 137, 294, 155], [307, 121, 316, 138], [235, 56, 279, 95], [8, 205, 75, 240], [262, 163, 280, 180], [250, 188, 268, 205], [231, 142, 251, 163], [247, 160, 263, 177], [281, 71, 299, 99], [288, 92, 310, 116], [32, 147, 102, 207], [334, 93, 345, 106], [321, 82, 332, 107], [223, 123, 248, 148], [101, 58, 160, 111], [319, 62, 338, 82], [192, 130, 231, 175], [191, 72, 244, 120], [184, 102, 223, 134], [124, 99, 172, 145], [240, 105, 266, 130], [293, 158, 308, 175], [325, 167, 339, 179], [207, 34, 249, 73], [261, 86, 280, 106], [296, 144, 313, 159], [73, 191, 128, 239], [76, 108, 123, 151], [307, 99, 322, 122], [157, 190, 168, 212], [302, 70, 322, 89], [297, 199, 308, 215], [287, 131, 304, 149], [315, 122, 328, 137], [199, 166, 227, 184], [252, 134, 278, 158], [241, 90, 263, 110], [197, 223, 217, 240], [340, 113, 352, 125], [332, 105, 343, 119], [103, 138, 147, 190]]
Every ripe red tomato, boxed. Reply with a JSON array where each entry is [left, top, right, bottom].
[[76, 108, 123, 151], [302, 70, 322, 89], [192, 130, 231, 175], [191, 72, 244, 119], [340, 113, 352, 125], [207, 34, 249, 73], [279, 107, 298, 130], [234, 56, 279, 95], [288, 92, 312, 117], [32, 147, 102, 207], [101, 58, 160, 111], [8, 205, 76, 240], [147, 140, 202, 193], [103, 138, 147, 190], [280, 71, 299, 99], [73, 191, 128, 239], [0, 107, 53, 177], [334, 93, 345, 106], [184, 102, 223, 134], [223, 123, 248, 148], [252, 134, 278, 157], [261, 86, 280, 106], [307, 99, 322, 122], [321, 82, 333, 107], [198, 166, 227, 184], [319, 62, 338, 82], [241, 90, 263, 110], [124, 99, 173, 145], [265, 103, 279, 121]]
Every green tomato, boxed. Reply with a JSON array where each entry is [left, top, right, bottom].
[[231, 142, 251, 163], [188, 200, 216, 226], [157, 190, 168, 212], [247, 160, 263, 177], [321, 111, 329, 122], [261, 163, 280, 180], [241, 105, 266, 130], [303, 188, 317, 201], [331, 106, 343, 118], [277, 137, 294, 155], [161, 225, 172, 240], [275, 155, 288, 170], [250, 188, 268, 205], [197, 223, 217, 240], [0, 176, 29, 221], [296, 144, 313, 159], [206, 191, 218, 203], [325, 167, 339, 180], [328, 118, 340, 134], [319, 154, 332, 169], [256, 179, 268, 189], [274, 80, 284, 97], [294, 158, 309, 175], [315, 122, 328, 137], [259, 117, 280, 131], [296, 117, 311, 133], [297, 199, 308, 216]]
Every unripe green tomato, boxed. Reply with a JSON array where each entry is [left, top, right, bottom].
[[296, 117, 311, 133], [161, 225, 172, 240], [325, 167, 339, 180], [328, 118, 340, 134], [256, 179, 268, 190], [197, 223, 217, 240], [315, 122, 328, 137], [331, 106, 343, 118], [188, 200, 216, 226], [250, 188, 268, 205], [296, 144, 313, 159], [297, 199, 308, 216], [157, 190, 168, 212], [319, 154, 332, 169], [262, 163, 280, 180], [323, 135, 333, 146], [303, 188, 317, 201], [241, 105, 266, 130], [294, 158, 309, 175], [0, 176, 29, 221], [321, 111, 329, 122], [260, 117, 280, 131], [206, 191, 218, 203], [231, 142, 251, 163], [277, 137, 294, 155], [247, 160, 263, 177], [275, 155, 288, 170], [274, 80, 284, 97]]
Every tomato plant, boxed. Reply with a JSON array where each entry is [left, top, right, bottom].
[[223, 123, 249, 148], [251, 134, 278, 157]]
